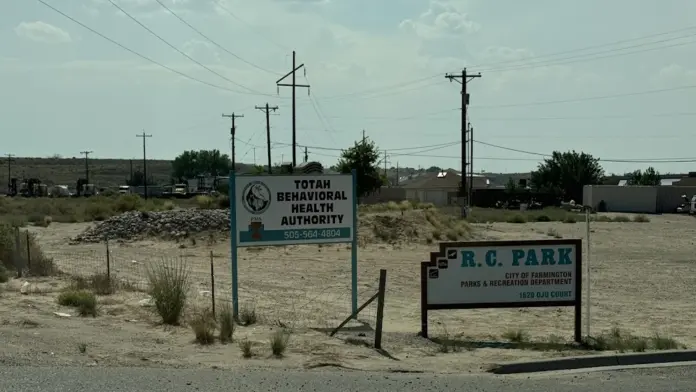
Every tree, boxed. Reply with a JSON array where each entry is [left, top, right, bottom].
[[626, 167, 661, 186], [530, 150, 604, 202], [172, 149, 230, 180], [426, 166, 442, 173], [335, 138, 382, 197]]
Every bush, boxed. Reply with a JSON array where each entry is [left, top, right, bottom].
[[0, 265, 9, 283], [0, 224, 55, 276], [146, 257, 191, 325], [88, 273, 116, 295], [239, 339, 253, 358], [219, 302, 235, 343], [195, 195, 216, 209], [114, 194, 143, 212], [216, 195, 230, 209], [58, 289, 98, 317], [270, 330, 290, 357], [507, 214, 527, 224], [190, 308, 217, 345], [633, 214, 650, 223], [562, 215, 577, 224], [238, 303, 257, 326]]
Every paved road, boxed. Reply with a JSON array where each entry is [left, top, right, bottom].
[[1, 364, 695, 391]]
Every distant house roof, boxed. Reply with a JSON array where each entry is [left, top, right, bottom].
[[399, 170, 490, 189], [618, 178, 682, 186]]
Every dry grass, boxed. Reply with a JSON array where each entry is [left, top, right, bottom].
[[587, 327, 682, 353], [57, 289, 98, 317], [218, 302, 235, 343], [189, 308, 217, 345], [238, 303, 258, 326], [70, 273, 116, 296], [145, 257, 191, 325], [239, 339, 254, 358], [269, 329, 291, 357], [0, 195, 196, 225], [0, 223, 55, 276]]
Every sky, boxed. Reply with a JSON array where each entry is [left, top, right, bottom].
[[1, 0, 695, 175]]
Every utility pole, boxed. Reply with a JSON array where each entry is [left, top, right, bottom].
[[80, 150, 93, 184], [255, 104, 278, 174], [383, 151, 390, 182], [396, 162, 400, 186], [276, 51, 310, 167], [136, 131, 152, 199], [468, 124, 474, 207], [222, 113, 244, 172], [362, 129, 366, 145], [446, 68, 481, 218], [3, 153, 15, 194], [303, 146, 308, 163]]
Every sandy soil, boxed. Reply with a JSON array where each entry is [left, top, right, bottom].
[[1, 213, 695, 373]]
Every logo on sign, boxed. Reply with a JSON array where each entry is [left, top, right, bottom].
[[428, 268, 439, 279], [241, 181, 271, 215], [446, 249, 457, 259], [437, 259, 448, 269]]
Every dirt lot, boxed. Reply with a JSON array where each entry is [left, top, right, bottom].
[[1, 211, 695, 373]]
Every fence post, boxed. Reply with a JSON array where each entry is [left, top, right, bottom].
[[105, 237, 111, 280], [25, 231, 31, 271], [374, 269, 387, 349], [14, 227, 22, 278], [210, 250, 216, 318]]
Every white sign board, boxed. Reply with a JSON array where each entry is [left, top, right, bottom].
[[425, 241, 580, 306], [233, 174, 355, 247]]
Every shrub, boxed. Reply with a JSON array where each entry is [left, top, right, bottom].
[[238, 303, 257, 326], [84, 203, 111, 221], [58, 289, 98, 317], [88, 273, 116, 295], [507, 214, 527, 224], [562, 215, 577, 224], [190, 308, 217, 345], [0, 225, 55, 276], [195, 195, 216, 209], [0, 265, 9, 283], [239, 339, 253, 358], [219, 302, 235, 343], [613, 215, 631, 223], [535, 214, 551, 222], [114, 194, 143, 212], [216, 195, 230, 209], [633, 214, 650, 223], [270, 330, 290, 357], [146, 257, 191, 325]]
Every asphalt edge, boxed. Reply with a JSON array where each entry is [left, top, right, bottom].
[[488, 350, 696, 374]]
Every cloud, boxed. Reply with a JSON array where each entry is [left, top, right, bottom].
[[14, 21, 72, 44], [655, 64, 696, 86], [399, 0, 480, 40]]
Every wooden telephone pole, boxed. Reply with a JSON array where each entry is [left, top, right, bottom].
[[255, 104, 278, 174], [222, 112, 244, 172], [276, 51, 309, 167], [445, 68, 481, 218], [135, 132, 152, 199]]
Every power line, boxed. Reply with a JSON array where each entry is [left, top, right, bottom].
[[106, 0, 271, 95], [473, 84, 696, 109], [471, 32, 696, 74], [153, 0, 281, 76], [35, 0, 263, 96], [467, 25, 696, 71]]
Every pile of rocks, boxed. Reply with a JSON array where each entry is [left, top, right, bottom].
[[72, 209, 230, 243]]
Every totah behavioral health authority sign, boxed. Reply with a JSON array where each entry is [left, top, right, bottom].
[[233, 174, 355, 247], [420, 239, 583, 342]]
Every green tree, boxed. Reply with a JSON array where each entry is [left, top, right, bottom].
[[335, 138, 382, 197], [172, 150, 230, 179], [530, 151, 604, 201], [626, 167, 661, 186], [426, 166, 442, 173]]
